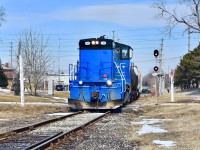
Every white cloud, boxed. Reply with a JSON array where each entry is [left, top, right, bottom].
[[50, 4, 163, 27]]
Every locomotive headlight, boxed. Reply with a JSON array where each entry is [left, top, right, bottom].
[[78, 80, 83, 85], [91, 41, 95, 45], [85, 41, 90, 45], [106, 80, 112, 86], [101, 41, 106, 45], [95, 41, 99, 44]]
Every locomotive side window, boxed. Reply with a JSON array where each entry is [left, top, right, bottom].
[[114, 48, 120, 59]]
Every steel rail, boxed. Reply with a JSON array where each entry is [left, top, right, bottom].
[[24, 132, 63, 150], [28, 111, 110, 150], [0, 111, 82, 140]]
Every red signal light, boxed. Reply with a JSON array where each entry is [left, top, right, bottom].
[[154, 50, 159, 57], [154, 66, 159, 72]]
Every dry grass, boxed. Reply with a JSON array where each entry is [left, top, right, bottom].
[[128, 89, 200, 150], [0, 91, 69, 103], [54, 91, 70, 98], [0, 105, 69, 119], [135, 89, 200, 105], [0, 91, 69, 119]]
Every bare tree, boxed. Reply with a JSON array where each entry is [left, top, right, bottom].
[[153, 0, 200, 34], [0, 6, 6, 26], [142, 72, 155, 87], [19, 29, 53, 95]]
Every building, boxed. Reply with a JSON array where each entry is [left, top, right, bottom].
[[2, 63, 15, 86], [46, 73, 70, 90]]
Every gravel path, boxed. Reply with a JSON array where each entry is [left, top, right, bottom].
[[56, 113, 138, 150]]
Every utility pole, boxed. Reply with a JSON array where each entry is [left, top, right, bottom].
[[18, 41, 24, 106], [112, 31, 115, 41], [158, 38, 164, 96], [10, 42, 13, 68], [188, 26, 190, 52], [58, 36, 60, 85]]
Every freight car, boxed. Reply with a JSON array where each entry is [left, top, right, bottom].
[[69, 36, 140, 110]]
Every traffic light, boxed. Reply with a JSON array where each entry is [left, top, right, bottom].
[[154, 66, 159, 72], [154, 49, 159, 57]]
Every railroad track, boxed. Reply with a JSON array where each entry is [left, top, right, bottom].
[[0, 111, 109, 149]]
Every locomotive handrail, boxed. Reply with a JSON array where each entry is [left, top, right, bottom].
[[114, 62, 125, 93], [119, 63, 127, 92], [69, 64, 76, 81], [69, 63, 89, 81]]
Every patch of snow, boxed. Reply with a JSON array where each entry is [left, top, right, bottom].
[[186, 90, 200, 95], [52, 97, 68, 101], [0, 88, 10, 93], [131, 118, 172, 135], [0, 119, 9, 121], [138, 124, 167, 135], [47, 113, 73, 116], [52, 97, 62, 99], [193, 97, 200, 100], [153, 140, 176, 147], [139, 116, 146, 118], [131, 119, 173, 125]]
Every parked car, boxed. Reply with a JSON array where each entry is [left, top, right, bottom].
[[141, 89, 151, 94], [55, 85, 64, 91]]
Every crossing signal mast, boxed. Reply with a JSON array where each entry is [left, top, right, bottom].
[[153, 49, 159, 72], [154, 66, 159, 72], [153, 39, 165, 96], [154, 49, 159, 58]]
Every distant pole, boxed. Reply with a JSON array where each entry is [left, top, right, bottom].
[[10, 42, 13, 68], [188, 26, 190, 52], [159, 38, 164, 96], [58, 36, 60, 85], [112, 31, 115, 41], [19, 41, 25, 106]]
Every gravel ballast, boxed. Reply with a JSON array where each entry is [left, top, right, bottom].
[[56, 113, 138, 150]]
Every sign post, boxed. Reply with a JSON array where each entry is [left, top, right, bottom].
[[169, 70, 175, 102], [48, 80, 54, 95], [19, 54, 25, 106], [152, 73, 158, 105]]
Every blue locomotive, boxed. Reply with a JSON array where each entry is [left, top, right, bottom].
[[69, 36, 140, 110]]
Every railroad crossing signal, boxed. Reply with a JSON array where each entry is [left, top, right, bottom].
[[154, 66, 159, 72], [154, 49, 159, 57]]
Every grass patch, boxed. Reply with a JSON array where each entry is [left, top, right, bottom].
[[135, 89, 200, 105], [53, 91, 69, 98], [0, 91, 69, 103], [128, 105, 200, 149], [0, 105, 69, 119]]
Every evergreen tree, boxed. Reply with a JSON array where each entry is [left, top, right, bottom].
[[175, 44, 200, 89], [0, 65, 8, 87]]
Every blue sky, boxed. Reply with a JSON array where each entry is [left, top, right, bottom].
[[0, 0, 199, 76]]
